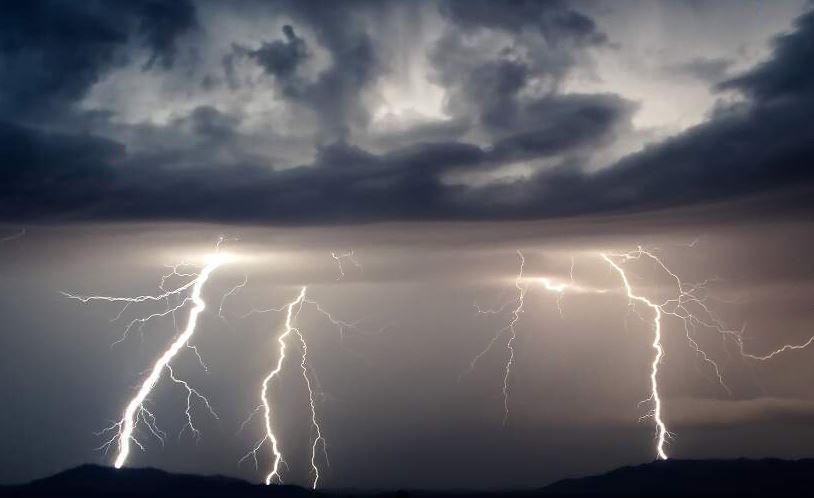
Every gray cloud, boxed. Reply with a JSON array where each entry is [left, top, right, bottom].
[[670, 57, 733, 84], [0, 0, 196, 120], [719, 7, 814, 102], [1, 1, 813, 226], [232, 1, 385, 141], [439, 0, 606, 45], [246, 25, 308, 81]]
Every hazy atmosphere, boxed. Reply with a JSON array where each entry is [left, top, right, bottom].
[[1, 0, 814, 493]]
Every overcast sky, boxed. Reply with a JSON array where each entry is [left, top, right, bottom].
[[2, 0, 814, 224], [2, 0, 814, 491]]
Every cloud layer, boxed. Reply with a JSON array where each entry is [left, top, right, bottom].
[[2, 0, 813, 224]]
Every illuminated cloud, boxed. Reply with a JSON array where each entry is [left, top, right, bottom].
[[0, 1, 811, 225]]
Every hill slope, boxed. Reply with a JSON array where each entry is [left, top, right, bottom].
[[0, 464, 310, 498], [2, 459, 814, 497], [542, 458, 814, 496]]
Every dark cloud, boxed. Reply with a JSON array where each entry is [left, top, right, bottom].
[[670, 56, 733, 84], [0, 90, 633, 223], [247, 25, 308, 81], [719, 7, 814, 102], [134, 0, 197, 70], [429, 0, 609, 139], [236, 2, 383, 141], [1, 1, 814, 225], [488, 93, 633, 159], [576, 7, 814, 214], [0, 122, 122, 219], [463, 60, 529, 130], [0, 0, 196, 119], [439, 0, 606, 46], [183, 106, 240, 142]]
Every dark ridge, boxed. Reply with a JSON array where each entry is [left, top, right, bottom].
[[2, 459, 814, 497], [540, 458, 814, 497], [0, 464, 312, 498]]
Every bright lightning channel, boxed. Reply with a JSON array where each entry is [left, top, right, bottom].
[[470, 245, 814, 461], [237, 250, 384, 488], [241, 286, 357, 488], [598, 246, 814, 460], [239, 250, 386, 488], [242, 287, 310, 485], [63, 246, 235, 468], [501, 251, 527, 425], [601, 251, 671, 460]]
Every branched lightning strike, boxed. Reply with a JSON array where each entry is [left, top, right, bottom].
[[166, 364, 220, 441], [464, 251, 528, 425], [243, 286, 330, 489], [534, 256, 612, 309], [64, 248, 232, 468], [468, 251, 595, 423], [294, 322, 329, 488], [600, 247, 740, 458], [331, 250, 362, 281], [219, 273, 248, 325], [599, 246, 814, 460], [304, 297, 390, 355], [243, 287, 308, 485], [61, 229, 814, 482], [601, 252, 671, 460], [468, 254, 598, 386], [470, 246, 794, 460], [604, 248, 753, 394], [241, 287, 336, 488], [501, 251, 527, 425], [538, 277, 568, 316], [240, 260, 377, 488]]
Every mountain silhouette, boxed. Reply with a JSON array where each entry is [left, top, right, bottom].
[[2, 459, 813, 497], [541, 458, 814, 496], [0, 464, 309, 498]]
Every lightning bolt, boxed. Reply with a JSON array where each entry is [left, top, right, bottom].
[[59, 232, 813, 480], [538, 277, 568, 316], [597, 246, 814, 459], [295, 318, 329, 489], [239, 251, 380, 488], [63, 245, 233, 468], [331, 250, 362, 281], [738, 336, 814, 360], [601, 252, 671, 460], [534, 257, 610, 315], [501, 251, 527, 426], [241, 286, 332, 489], [242, 287, 307, 485], [467, 252, 592, 423], [218, 273, 248, 324], [470, 246, 760, 459], [465, 251, 527, 425]]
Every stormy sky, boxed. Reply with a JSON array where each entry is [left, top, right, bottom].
[[2, 0, 814, 491]]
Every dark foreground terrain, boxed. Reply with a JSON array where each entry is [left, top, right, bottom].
[[2, 459, 813, 498]]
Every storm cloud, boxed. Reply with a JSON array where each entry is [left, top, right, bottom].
[[1, 0, 813, 225]]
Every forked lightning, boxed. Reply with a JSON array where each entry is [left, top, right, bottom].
[[64, 248, 234, 468], [470, 246, 814, 460]]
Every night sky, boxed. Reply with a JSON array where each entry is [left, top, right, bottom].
[[1, 0, 814, 491]]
